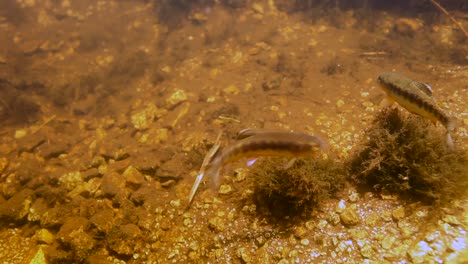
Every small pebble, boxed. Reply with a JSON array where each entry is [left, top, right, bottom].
[[329, 212, 341, 226], [166, 90, 187, 106], [305, 221, 315, 230], [336, 200, 346, 213], [14, 129, 27, 139], [317, 220, 328, 229], [348, 192, 359, 203], [218, 184, 232, 194], [360, 244, 373, 258], [408, 241, 433, 264], [294, 226, 307, 238], [341, 206, 360, 226], [35, 229, 54, 244], [442, 215, 461, 226], [381, 236, 396, 249], [392, 207, 405, 221], [170, 199, 180, 208], [336, 99, 345, 108]]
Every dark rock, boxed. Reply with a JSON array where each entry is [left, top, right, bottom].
[[107, 224, 142, 255], [16, 134, 46, 154], [57, 217, 89, 243], [123, 166, 145, 186], [107, 159, 131, 174], [28, 197, 49, 222], [57, 217, 95, 259], [130, 182, 167, 209], [81, 167, 101, 181], [0, 188, 34, 220], [15, 155, 42, 185], [160, 217, 172, 231], [39, 205, 71, 227], [100, 172, 125, 197], [90, 208, 115, 233], [340, 206, 361, 226], [134, 207, 154, 230], [36, 137, 71, 159]]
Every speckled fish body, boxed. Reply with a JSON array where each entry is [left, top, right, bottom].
[[377, 72, 455, 148], [206, 130, 327, 190]]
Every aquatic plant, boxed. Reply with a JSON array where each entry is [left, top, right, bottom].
[[250, 156, 345, 218], [349, 107, 467, 203]]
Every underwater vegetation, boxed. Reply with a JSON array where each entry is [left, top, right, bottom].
[[250, 157, 345, 218], [349, 107, 467, 204]]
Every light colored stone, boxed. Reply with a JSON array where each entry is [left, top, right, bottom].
[[360, 244, 373, 258], [329, 212, 340, 226], [166, 90, 188, 106], [235, 168, 248, 182], [29, 247, 46, 264], [218, 184, 232, 194], [294, 226, 307, 238], [252, 3, 264, 14], [131, 104, 165, 130], [392, 207, 405, 221], [123, 166, 144, 185], [340, 206, 360, 226], [170, 199, 180, 208], [223, 84, 239, 95], [442, 214, 461, 225], [236, 247, 251, 263], [305, 221, 315, 230], [408, 241, 433, 264], [336, 200, 346, 213], [365, 212, 379, 226], [317, 220, 328, 229], [336, 99, 344, 108], [14, 129, 27, 139], [35, 229, 54, 244], [382, 236, 395, 249], [208, 217, 225, 232], [348, 192, 359, 202]]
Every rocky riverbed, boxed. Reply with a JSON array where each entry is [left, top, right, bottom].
[[0, 0, 467, 263]]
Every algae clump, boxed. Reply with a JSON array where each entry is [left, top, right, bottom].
[[349, 107, 467, 203], [250, 157, 345, 218]]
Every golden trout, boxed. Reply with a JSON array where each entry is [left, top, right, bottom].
[[377, 72, 456, 149], [205, 130, 328, 191]]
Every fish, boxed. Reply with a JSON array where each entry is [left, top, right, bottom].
[[205, 130, 328, 191], [377, 72, 456, 149]]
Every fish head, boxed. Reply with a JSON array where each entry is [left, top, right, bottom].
[[377, 72, 398, 92]]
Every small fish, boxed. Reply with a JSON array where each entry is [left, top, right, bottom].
[[377, 72, 456, 149], [205, 130, 328, 191]]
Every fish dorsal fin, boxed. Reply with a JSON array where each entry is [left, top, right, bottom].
[[411, 81, 433, 97]]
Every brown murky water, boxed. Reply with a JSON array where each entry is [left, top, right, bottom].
[[0, 0, 467, 263]]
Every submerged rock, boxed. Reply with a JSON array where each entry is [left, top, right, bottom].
[[340, 206, 360, 226], [208, 217, 225, 232], [35, 229, 55, 244], [0, 189, 34, 221], [107, 224, 142, 255], [408, 241, 433, 264]]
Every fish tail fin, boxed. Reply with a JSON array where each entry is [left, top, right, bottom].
[[447, 116, 457, 132], [206, 158, 223, 192], [446, 132, 454, 150], [445, 116, 457, 150], [187, 172, 205, 207]]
